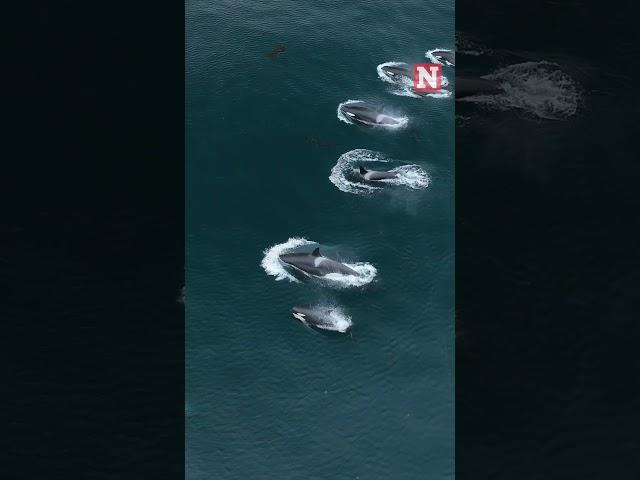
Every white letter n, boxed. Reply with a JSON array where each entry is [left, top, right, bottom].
[[416, 65, 439, 89]]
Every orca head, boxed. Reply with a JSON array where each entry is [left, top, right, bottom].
[[381, 66, 395, 77]]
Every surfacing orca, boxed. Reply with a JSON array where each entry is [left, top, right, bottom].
[[378, 63, 450, 96], [339, 102, 404, 127], [279, 247, 358, 278], [379, 63, 413, 83], [456, 76, 504, 99], [358, 166, 398, 181], [428, 49, 455, 67], [292, 306, 352, 333]]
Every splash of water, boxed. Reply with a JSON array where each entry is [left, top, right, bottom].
[[459, 61, 581, 120], [261, 237, 377, 288], [329, 149, 430, 195], [261, 237, 315, 282]]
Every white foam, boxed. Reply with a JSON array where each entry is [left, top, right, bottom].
[[336, 99, 359, 125], [322, 262, 378, 288], [324, 306, 353, 332], [261, 237, 315, 282], [383, 164, 431, 189], [336, 99, 408, 129], [329, 149, 430, 195], [458, 61, 580, 120], [260, 237, 377, 288]]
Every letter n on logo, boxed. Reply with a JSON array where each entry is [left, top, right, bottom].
[[414, 63, 442, 92]]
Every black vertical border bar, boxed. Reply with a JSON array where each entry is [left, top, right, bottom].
[[5, 2, 185, 478]]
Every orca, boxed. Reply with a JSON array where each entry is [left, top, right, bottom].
[[339, 101, 405, 127], [427, 49, 455, 67], [291, 306, 352, 333], [279, 247, 358, 278], [456, 76, 504, 99], [358, 166, 398, 181], [379, 62, 413, 83], [378, 63, 450, 96]]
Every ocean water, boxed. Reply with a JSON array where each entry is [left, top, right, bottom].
[[186, 1, 454, 479]]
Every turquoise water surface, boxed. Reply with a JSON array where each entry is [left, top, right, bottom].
[[187, 1, 454, 478]]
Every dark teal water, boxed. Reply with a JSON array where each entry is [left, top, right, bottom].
[[186, 1, 454, 478]]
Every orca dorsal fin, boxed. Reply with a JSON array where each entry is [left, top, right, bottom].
[[359, 166, 368, 175], [311, 247, 321, 257]]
